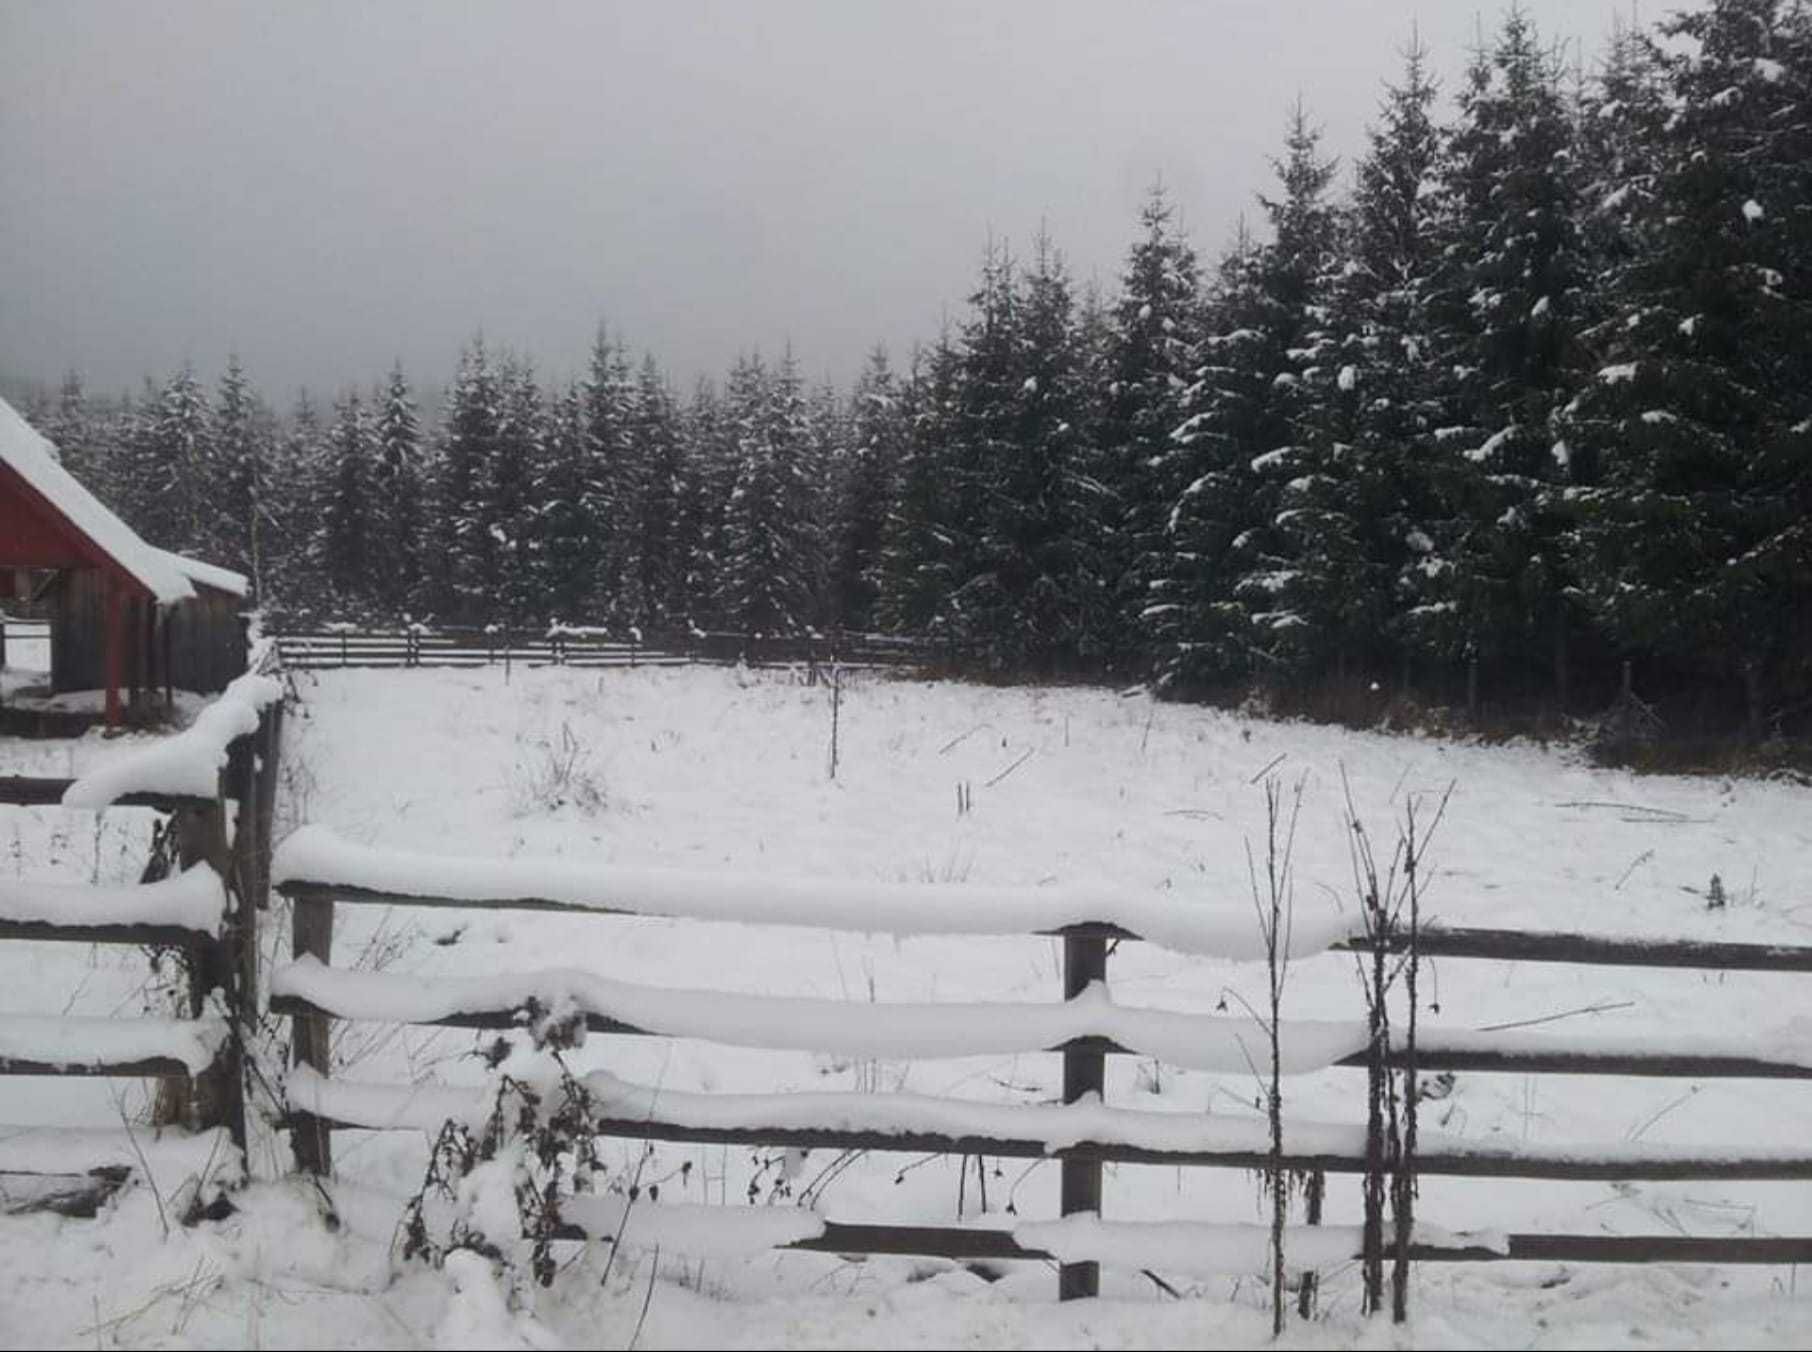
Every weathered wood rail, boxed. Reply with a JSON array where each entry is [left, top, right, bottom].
[[271, 842, 1812, 1298], [0, 694, 284, 1212]]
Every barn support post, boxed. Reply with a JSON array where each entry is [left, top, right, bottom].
[[163, 612, 175, 709], [102, 576, 125, 728], [1059, 932, 1109, 1300]]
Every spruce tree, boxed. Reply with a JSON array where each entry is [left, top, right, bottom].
[[434, 339, 503, 622], [212, 354, 265, 589], [833, 347, 904, 632], [1413, 13, 1591, 703], [369, 362, 425, 617], [317, 392, 373, 606], [1567, 0, 1812, 734], [874, 337, 963, 637]]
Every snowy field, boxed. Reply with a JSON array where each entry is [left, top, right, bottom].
[[4, 663, 1812, 1348]]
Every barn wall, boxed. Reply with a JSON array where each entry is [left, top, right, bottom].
[[162, 585, 248, 694], [51, 572, 247, 696], [49, 568, 117, 694]]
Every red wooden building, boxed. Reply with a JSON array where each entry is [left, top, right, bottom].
[[0, 396, 247, 727]]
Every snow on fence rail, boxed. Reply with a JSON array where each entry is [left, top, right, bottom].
[[270, 625, 929, 673], [271, 833, 1812, 1297], [0, 683, 286, 1212]]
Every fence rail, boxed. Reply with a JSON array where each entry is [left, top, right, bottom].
[[271, 626, 930, 674], [0, 695, 284, 1213], [271, 842, 1812, 1301]]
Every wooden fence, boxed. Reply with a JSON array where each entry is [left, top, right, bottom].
[[272, 626, 928, 674], [0, 699, 283, 1214], [269, 844, 1812, 1300]]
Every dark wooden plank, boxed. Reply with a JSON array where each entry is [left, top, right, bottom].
[[0, 778, 214, 811], [544, 1214, 1812, 1267], [290, 1106, 1812, 1181], [0, 1055, 197, 1077], [271, 884, 1812, 977], [0, 918, 211, 946], [1341, 927, 1812, 974]]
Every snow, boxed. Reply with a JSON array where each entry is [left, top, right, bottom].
[[271, 828, 1356, 961], [1013, 1217, 1504, 1277], [0, 865, 226, 934], [151, 546, 250, 599], [1600, 363, 1640, 384], [292, 1059, 1812, 1177], [0, 396, 196, 605], [0, 1124, 238, 1184], [1466, 425, 1517, 463], [272, 954, 1371, 1073], [0, 1013, 228, 1073], [6, 664, 1812, 1348], [62, 670, 283, 807], [561, 1194, 827, 1256]]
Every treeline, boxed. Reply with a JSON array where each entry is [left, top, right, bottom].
[[19, 3, 1812, 737]]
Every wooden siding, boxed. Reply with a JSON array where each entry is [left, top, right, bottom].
[[50, 570, 247, 697]]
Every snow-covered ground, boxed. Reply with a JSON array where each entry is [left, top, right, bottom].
[[3, 662, 1811, 1348]]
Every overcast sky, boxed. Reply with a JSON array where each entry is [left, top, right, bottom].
[[2, 0, 1638, 405]]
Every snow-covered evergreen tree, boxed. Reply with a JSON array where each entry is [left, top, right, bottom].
[[1567, 0, 1812, 733], [1106, 186, 1202, 669], [1411, 12, 1591, 701], [874, 337, 963, 637], [832, 347, 904, 632], [125, 365, 211, 553], [718, 353, 820, 635], [211, 355, 265, 591], [368, 362, 425, 616], [433, 339, 503, 621], [317, 392, 373, 606]]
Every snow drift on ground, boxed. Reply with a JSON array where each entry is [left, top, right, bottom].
[[2, 662, 1810, 1348]]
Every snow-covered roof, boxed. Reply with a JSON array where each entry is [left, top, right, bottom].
[[153, 547, 249, 599], [0, 395, 196, 604]]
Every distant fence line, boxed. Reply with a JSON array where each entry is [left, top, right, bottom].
[[271, 626, 931, 674]]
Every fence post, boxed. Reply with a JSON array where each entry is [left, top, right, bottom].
[[291, 885, 335, 1176], [1059, 930, 1109, 1300]]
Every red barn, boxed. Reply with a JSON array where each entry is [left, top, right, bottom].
[[0, 396, 248, 727]]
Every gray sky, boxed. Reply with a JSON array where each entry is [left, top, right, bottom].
[[1, 0, 1632, 406]]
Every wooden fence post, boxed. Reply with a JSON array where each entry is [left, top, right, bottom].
[[1059, 931, 1109, 1300], [290, 885, 335, 1175]]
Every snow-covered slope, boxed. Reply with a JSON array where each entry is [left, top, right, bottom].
[[3, 663, 1810, 1348]]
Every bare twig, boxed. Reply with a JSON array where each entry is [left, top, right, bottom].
[[1248, 752, 1287, 785], [937, 724, 990, 756], [984, 748, 1035, 788], [1478, 1000, 1635, 1033]]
